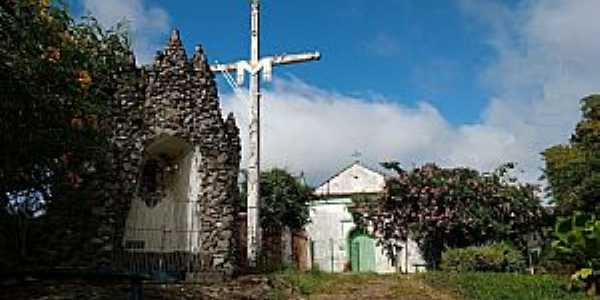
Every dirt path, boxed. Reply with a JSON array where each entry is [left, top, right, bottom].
[[0, 274, 458, 300], [304, 274, 457, 300]]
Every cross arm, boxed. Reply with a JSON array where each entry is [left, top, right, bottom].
[[210, 51, 321, 73], [270, 51, 321, 67], [210, 62, 239, 74]]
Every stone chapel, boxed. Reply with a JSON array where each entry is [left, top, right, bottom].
[[90, 30, 241, 279]]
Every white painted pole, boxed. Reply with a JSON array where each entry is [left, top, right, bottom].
[[208, 0, 320, 270], [247, 0, 261, 268]]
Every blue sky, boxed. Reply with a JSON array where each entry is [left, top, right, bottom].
[[72, 0, 600, 184], [73, 0, 499, 124], [183, 0, 497, 125]]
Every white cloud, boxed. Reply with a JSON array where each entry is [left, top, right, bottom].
[[77, 0, 600, 186], [222, 0, 600, 185], [80, 0, 170, 64], [221, 78, 518, 185], [461, 0, 600, 181]]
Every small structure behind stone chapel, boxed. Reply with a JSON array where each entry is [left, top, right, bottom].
[[305, 162, 426, 273]]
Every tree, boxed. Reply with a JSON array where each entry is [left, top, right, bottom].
[[553, 213, 600, 295], [353, 162, 546, 266], [259, 169, 313, 232], [542, 95, 600, 215], [0, 0, 131, 269]]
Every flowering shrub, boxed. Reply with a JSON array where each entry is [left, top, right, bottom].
[[353, 162, 546, 266]]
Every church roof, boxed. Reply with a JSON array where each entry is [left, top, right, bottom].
[[314, 161, 386, 197]]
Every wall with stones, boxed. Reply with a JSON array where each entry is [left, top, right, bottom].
[[90, 30, 241, 278]]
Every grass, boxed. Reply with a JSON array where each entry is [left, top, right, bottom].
[[420, 272, 589, 300], [270, 268, 456, 299], [273, 267, 359, 295], [270, 268, 591, 299]]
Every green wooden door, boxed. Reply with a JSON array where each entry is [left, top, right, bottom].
[[350, 234, 376, 272]]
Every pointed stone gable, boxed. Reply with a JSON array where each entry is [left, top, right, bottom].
[[89, 30, 241, 278]]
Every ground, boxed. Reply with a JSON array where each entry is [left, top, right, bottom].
[[274, 272, 457, 300], [0, 271, 587, 300], [0, 273, 454, 300], [0, 275, 291, 300], [273, 270, 588, 300]]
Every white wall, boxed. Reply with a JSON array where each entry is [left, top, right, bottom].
[[123, 148, 202, 253], [315, 164, 386, 196], [305, 199, 352, 272], [397, 238, 427, 273], [305, 198, 397, 273], [186, 147, 202, 253]]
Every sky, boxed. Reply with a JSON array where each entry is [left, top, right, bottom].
[[70, 0, 600, 186]]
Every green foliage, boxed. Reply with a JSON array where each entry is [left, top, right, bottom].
[[275, 267, 329, 295], [542, 145, 586, 213], [354, 162, 547, 266], [259, 168, 313, 231], [274, 268, 386, 296], [0, 0, 131, 200], [421, 272, 588, 300], [535, 245, 578, 275], [569, 268, 596, 292], [552, 213, 600, 293], [552, 213, 600, 269], [543, 95, 600, 215], [276, 270, 585, 299], [441, 243, 526, 273], [0, 0, 132, 270], [1, 0, 131, 196]]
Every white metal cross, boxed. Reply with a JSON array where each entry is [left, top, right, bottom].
[[210, 0, 320, 268]]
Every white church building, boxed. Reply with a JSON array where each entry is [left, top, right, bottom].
[[305, 162, 426, 273]]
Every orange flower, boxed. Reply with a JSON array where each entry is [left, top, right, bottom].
[[70, 117, 83, 129], [41, 46, 60, 63], [37, 0, 52, 20], [75, 69, 92, 90]]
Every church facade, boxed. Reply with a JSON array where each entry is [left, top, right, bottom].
[[305, 162, 426, 273]]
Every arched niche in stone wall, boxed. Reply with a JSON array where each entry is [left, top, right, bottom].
[[123, 135, 202, 254]]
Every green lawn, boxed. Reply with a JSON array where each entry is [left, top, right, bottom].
[[272, 268, 383, 295], [270, 268, 455, 299], [272, 269, 589, 300], [420, 272, 589, 300]]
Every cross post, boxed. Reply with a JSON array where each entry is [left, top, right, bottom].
[[210, 0, 320, 268]]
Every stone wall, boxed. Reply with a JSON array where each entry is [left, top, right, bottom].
[[90, 30, 241, 278]]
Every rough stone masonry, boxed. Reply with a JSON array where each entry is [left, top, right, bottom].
[[90, 29, 241, 278]]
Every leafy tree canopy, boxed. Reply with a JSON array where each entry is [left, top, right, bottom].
[[542, 95, 600, 215], [0, 0, 132, 208], [353, 163, 546, 266], [259, 168, 313, 232], [0, 0, 132, 269]]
